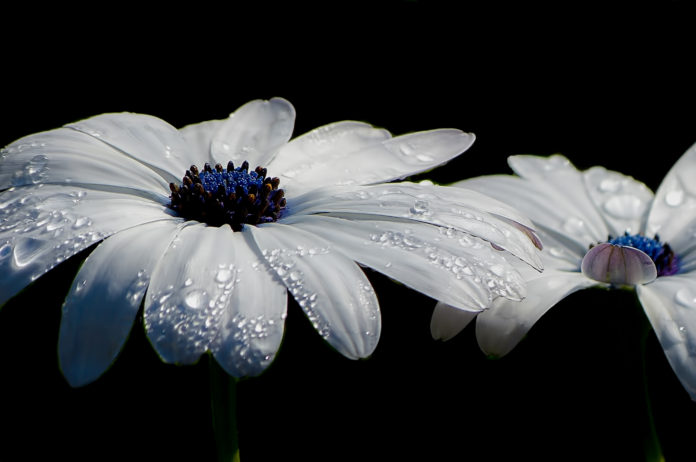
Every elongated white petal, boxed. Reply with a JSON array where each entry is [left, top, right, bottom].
[[59, 220, 181, 387], [476, 270, 596, 357], [67, 113, 194, 184], [246, 223, 380, 359], [179, 119, 222, 165], [272, 125, 473, 195], [282, 214, 526, 311], [1, 128, 170, 198], [430, 301, 478, 341], [212, 229, 287, 377], [637, 274, 696, 400], [582, 166, 653, 237], [210, 98, 295, 168], [0, 185, 176, 306], [647, 142, 696, 251], [289, 182, 543, 270], [145, 224, 239, 365], [456, 173, 606, 251], [508, 155, 610, 242], [581, 243, 657, 285]]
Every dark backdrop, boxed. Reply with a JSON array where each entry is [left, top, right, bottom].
[[2, 2, 694, 461]]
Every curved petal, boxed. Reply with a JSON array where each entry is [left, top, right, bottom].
[[647, 142, 696, 251], [281, 214, 526, 311], [581, 243, 657, 286], [509, 155, 610, 241], [246, 223, 380, 359], [289, 182, 543, 271], [476, 270, 596, 357], [0, 185, 176, 307], [210, 98, 296, 168], [212, 228, 287, 378], [582, 166, 653, 237], [179, 119, 222, 165], [58, 220, 181, 387], [66, 113, 194, 184], [144, 224, 238, 365], [272, 125, 474, 196], [430, 301, 478, 341], [1, 128, 170, 199], [637, 274, 696, 400], [456, 173, 606, 250]]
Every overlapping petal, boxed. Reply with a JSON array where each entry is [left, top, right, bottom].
[[271, 125, 474, 195], [282, 214, 525, 311], [637, 274, 696, 400], [210, 98, 296, 168], [0, 185, 177, 307], [289, 182, 543, 270], [247, 223, 381, 359], [58, 220, 182, 386]]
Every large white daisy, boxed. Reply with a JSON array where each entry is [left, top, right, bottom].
[[431, 147, 696, 400], [0, 98, 542, 387]]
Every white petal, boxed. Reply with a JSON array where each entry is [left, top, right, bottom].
[[476, 270, 596, 357], [58, 220, 181, 387], [1, 128, 170, 198], [508, 155, 610, 242], [582, 166, 653, 237], [272, 126, 474, 195], [456, 173, 606, 251], [581, 243, 657, 285], [637, 274, 696, 400], [430, 301, 478, 341], [282, 214, 526, 311], [212, 228, 287, 378], [145, 224, 235, 364], [246, 223, 380, 359], [0, 185, 176, 306], [289, 182, 543, 271], [66, 113, 194, 184], [647, 142, 696, 251], [179, 119, 223, 165], [210, 98, 296, 167]]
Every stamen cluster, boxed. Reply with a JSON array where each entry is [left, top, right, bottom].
[[169, 161, 285, 231], [608, 232, 680, 277]]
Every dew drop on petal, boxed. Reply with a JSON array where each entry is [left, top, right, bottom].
[[562, 217, 586, 236], [665, 189, 684, 207], [0, 241, 12, 260], [13, 236, 48, 267], [184, 288, 207, 309], [603, 195, 645, 219], [674, 288, 696, 309], [599, 177, 621, 193]]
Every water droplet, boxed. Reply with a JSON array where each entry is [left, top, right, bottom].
[[599, 177, 621, 192], [75, 279, 87, 293], [675, 288, 696, 309], [184, 288, 207, 309], [184, 277, 193, 286], [410, 199, 430, 215], [415, 153, 434, 163], [13, 236, 48, 267], [603, 195, 645, 219], [215, 268, 234, 283], [72, 216, 91, 229], [562, 217, 586, 236], [0, 241, 11, 260], [384, 261, 392, 268], [665, 189, 684, 207]]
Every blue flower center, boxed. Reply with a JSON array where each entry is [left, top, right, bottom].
[[607, 232, 680, 277], [169, 161, 285, 231]]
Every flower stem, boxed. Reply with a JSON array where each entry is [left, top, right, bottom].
[[209, 355, 240, 462], [635, 295, 665, 462]]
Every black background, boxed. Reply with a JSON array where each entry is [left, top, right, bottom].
[[2, 2, 695, 461]]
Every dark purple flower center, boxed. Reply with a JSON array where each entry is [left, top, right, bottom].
[[168, 161, 285, 231]]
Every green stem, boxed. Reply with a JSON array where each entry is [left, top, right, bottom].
[[635, 297, 664, 462], [209, 355, 241, 462]]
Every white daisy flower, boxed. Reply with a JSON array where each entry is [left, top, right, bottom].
[[431, 147, 696, 400], [0, 98, 543, 387]]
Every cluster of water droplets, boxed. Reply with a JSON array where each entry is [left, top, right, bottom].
[[261, 245, 332, 338], [0, 188, 105, 280], [1, 143, 50, 186]]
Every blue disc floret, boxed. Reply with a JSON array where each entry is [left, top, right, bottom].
[[607, 232, 680, 277], [169, 161, 285, 230]]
